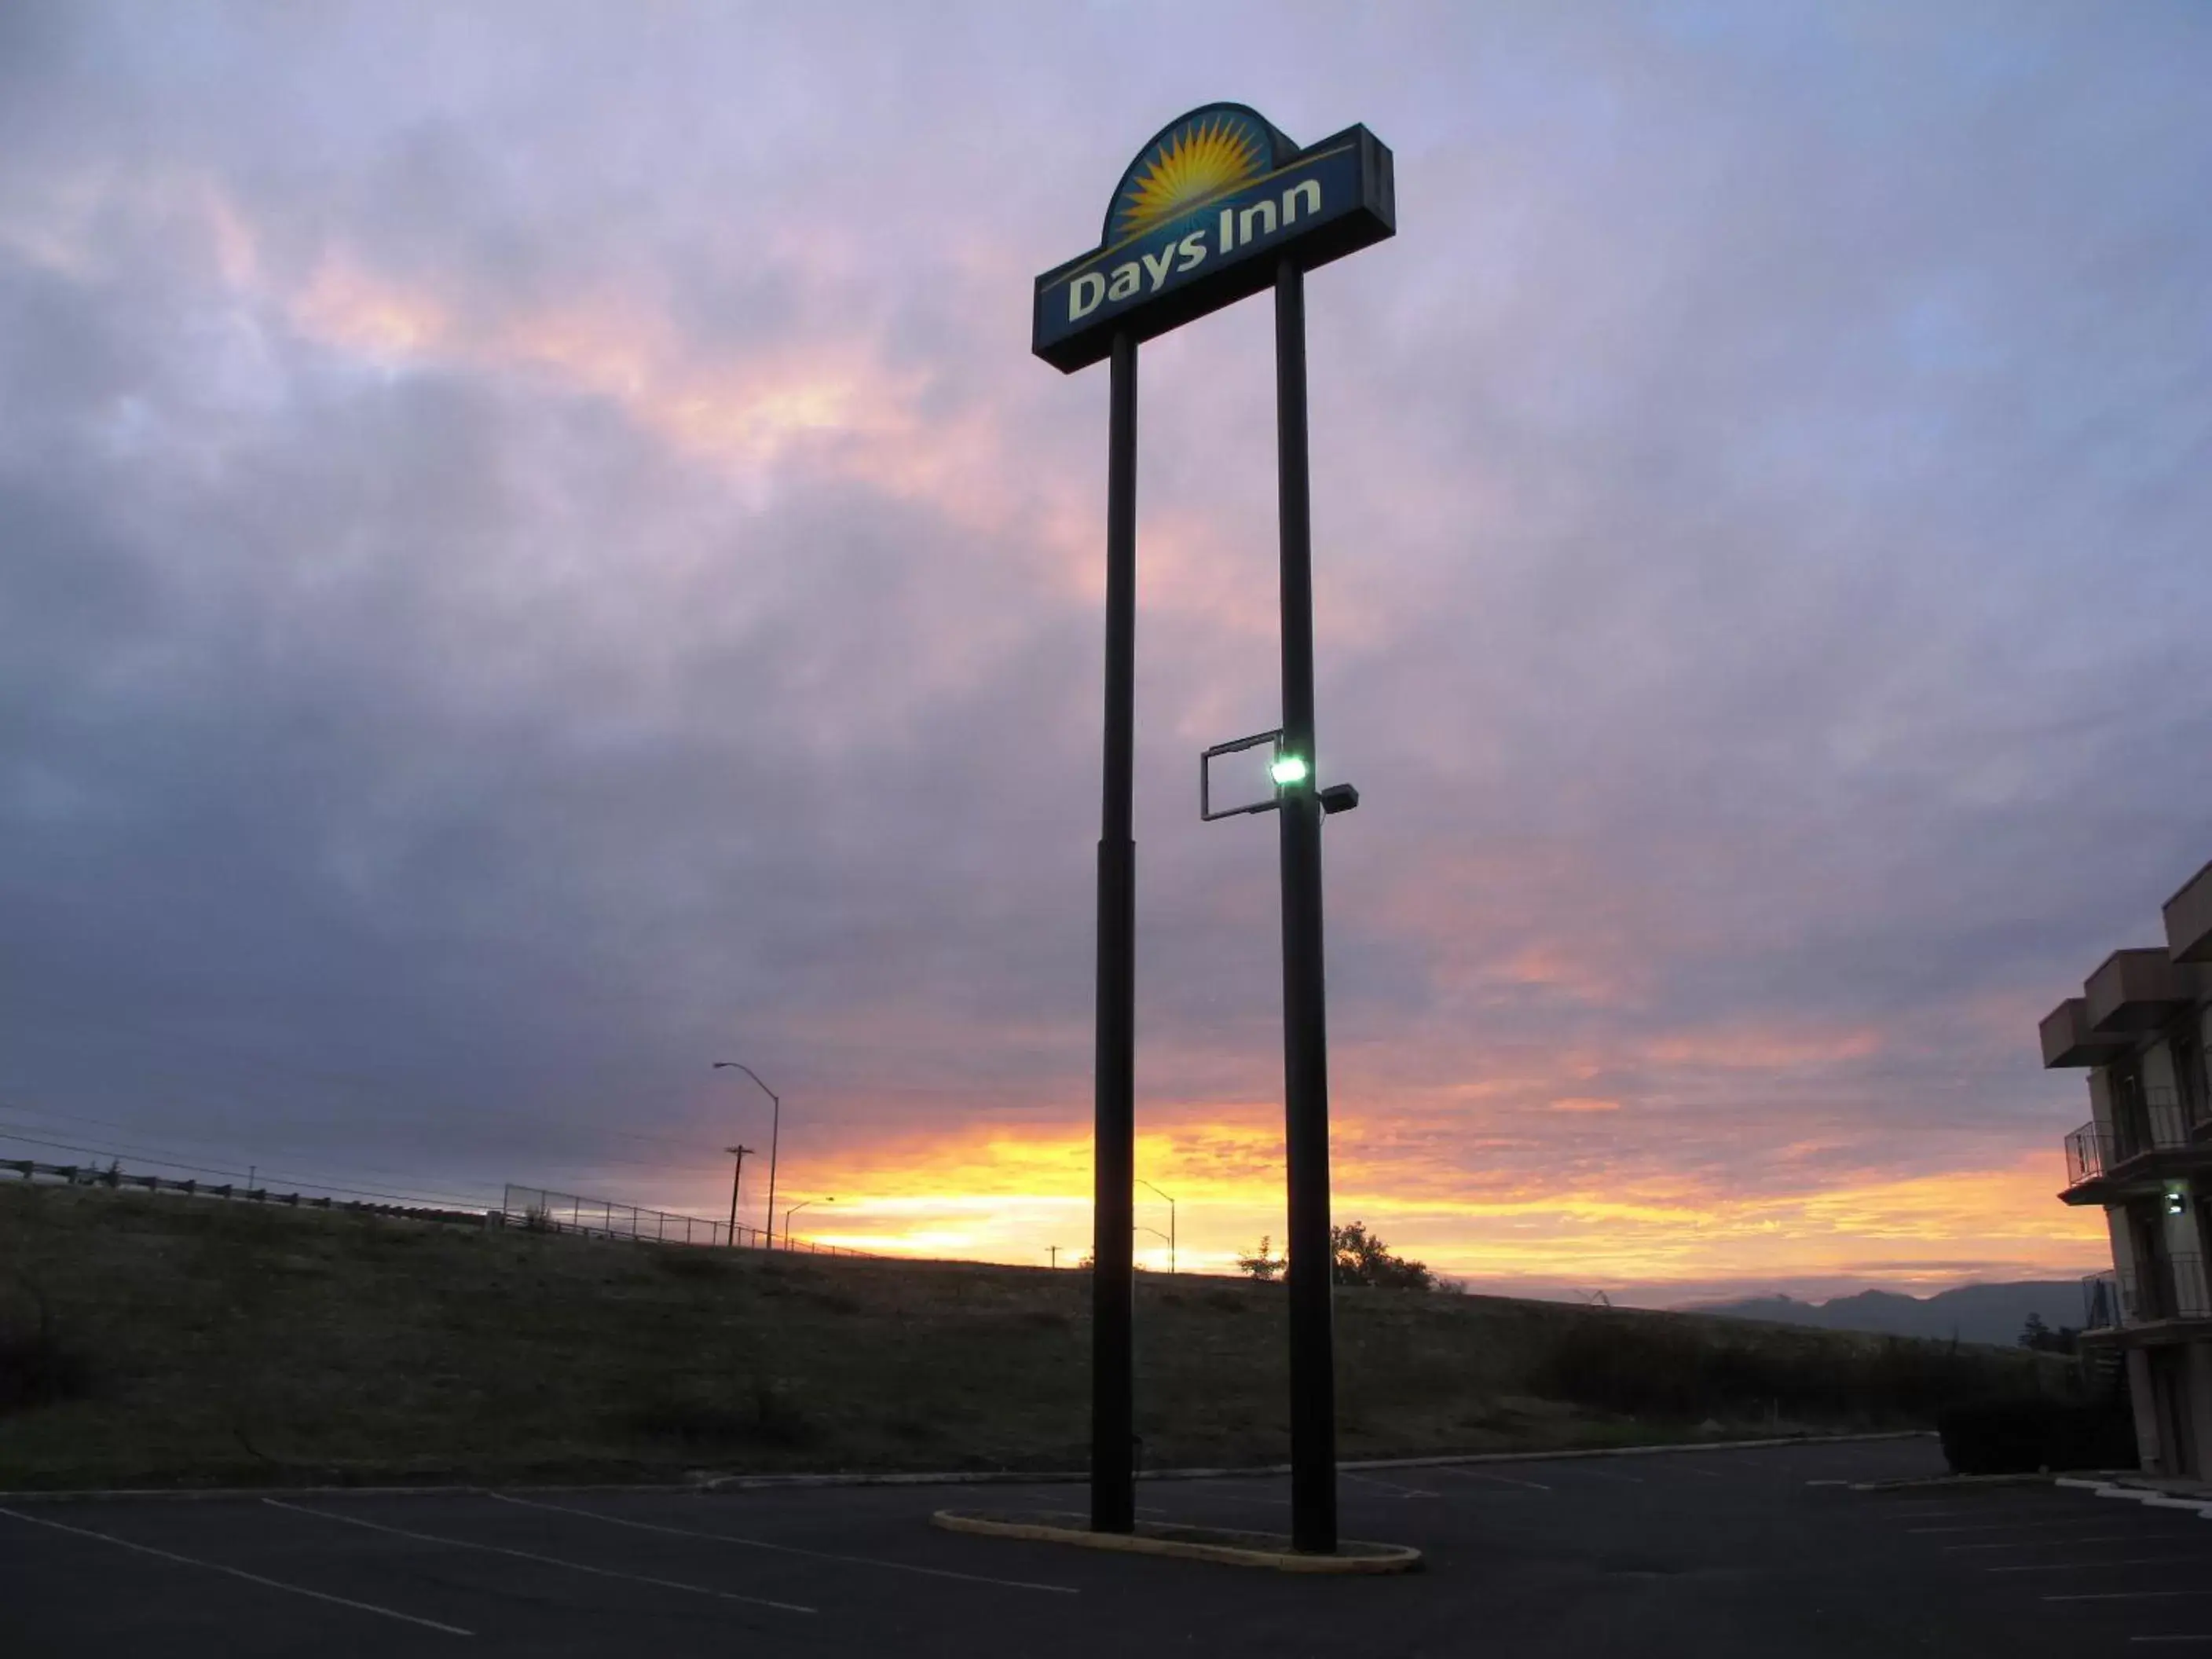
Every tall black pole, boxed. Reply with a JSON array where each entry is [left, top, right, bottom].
[[1274, 258, 1339, 1555], [1091, 327, 1139, 1535]]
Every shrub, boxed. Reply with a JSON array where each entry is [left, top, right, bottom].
[[0, 1292, 93, 1415], [626, 1375, 820, 1450], [649, 1247, 729, 1281], [1938, 1397, 2137, 1474], [1530, 1317, 2045, 1426]]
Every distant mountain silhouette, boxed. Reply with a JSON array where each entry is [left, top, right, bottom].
[[1686, 1281, 2093, 1347]]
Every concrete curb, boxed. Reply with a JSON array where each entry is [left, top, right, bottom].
[[0, 1428, 1937, 1505], [2074, 1480, 2212, 1518], [1858, 1473, 2212, 1517], [932, 1508, 1423, 1574]]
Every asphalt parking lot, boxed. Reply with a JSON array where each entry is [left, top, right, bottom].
[[5, 1437, 2209, 1657]]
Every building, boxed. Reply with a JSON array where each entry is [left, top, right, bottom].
[[2041, 859, 2212, 1480]]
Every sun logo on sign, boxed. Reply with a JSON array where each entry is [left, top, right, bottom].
[[1110, 114, 1267, 243]]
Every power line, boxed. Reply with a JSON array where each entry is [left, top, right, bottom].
[[0, 1126, 489, 1210], [0, 1094, 718, 1178], [0, 1099, 506, 1189], [2, 1010, 736, 1153]]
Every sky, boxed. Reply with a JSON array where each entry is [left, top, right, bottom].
[[3, 1, 2209, 1306]]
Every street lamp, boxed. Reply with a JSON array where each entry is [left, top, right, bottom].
[[723, 1144, 755, 1247], [1135, 1223, 1170, 1271], [1137, 1179, 1176, 1276], [712, 1061, 781, 1249], [784, 1196, 832, 1250]]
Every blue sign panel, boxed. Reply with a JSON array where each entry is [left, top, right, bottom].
[[1033, 103, 1395, 373]]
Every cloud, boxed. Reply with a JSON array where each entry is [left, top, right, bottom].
[[1, 0, 2207, 1295]]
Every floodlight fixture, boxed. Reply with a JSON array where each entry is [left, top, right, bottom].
[[1200, 727, 1287, 822], [1201, 727, 1359, 822]]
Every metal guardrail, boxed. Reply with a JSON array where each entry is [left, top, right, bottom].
[[1, 1159, 486, 1228], [496, 1184, 870, 1256], [2, 1161, 873, 1258]]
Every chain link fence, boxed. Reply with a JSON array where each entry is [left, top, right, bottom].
[[498, 1185, 870, 1255]]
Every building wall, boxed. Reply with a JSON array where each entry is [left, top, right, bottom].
[[2128, 1346, 2162, 1470], [2160, 1188, 2203, 1265], [2191, 1342, 2212, 1480], [2144, 1039, 2179, 1100], [2107, 1204, 2140, 1287]]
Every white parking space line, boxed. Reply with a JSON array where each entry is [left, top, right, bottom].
[[263, 1499, 815, 1616], [1989, 1556, 2207, 1574], [1944, 1535, 2139, 1552], [1567, 1467, 1645, 1485], [1343, 1472, 1438, 1499], [1671, 1465, 1726, 1481], [485, 1493, 1078, 1595], [1912, 1519, 2126, 1536], [1879, 1507, 2029, 1518], [0, 1506, 473, 1637], [1436, 1468, 1552, 1492], [2043, 1590, 2212, 1603]]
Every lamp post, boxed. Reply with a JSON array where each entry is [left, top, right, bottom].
[[712, 1061, 780, 1249], [723, 1144, 755, 1247], [1137, 1179, 1176, 1277], [783, 1196, 831, 1250], [1135, 1223, 1170, 1273]]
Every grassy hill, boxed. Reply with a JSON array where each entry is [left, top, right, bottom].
[[0, 1182, 2067, 1491]]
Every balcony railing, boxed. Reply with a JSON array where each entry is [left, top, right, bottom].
[[2137, 1252, 2210, 1324], [2081, 1270, 2122, 1331], [2087, 1255, 2211, 1329], [2062, 1092, 2192, 1192], [2064, 1122, 2104, 1189]]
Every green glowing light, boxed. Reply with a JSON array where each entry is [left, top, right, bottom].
[[1270, 753, 1309, 786]]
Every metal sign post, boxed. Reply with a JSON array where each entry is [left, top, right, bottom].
[[1091, 327, 1139, 1534], [1034, 103, 1394, 1554]]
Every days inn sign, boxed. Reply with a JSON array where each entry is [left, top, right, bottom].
[[1036, 102, 1398, 1558], [1032, 104, 1395, 370]]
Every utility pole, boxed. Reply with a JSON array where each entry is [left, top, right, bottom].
[[712, 1062, 782, 1248], [1049, 1244, 1060, 1269], [724, 1144, 754, 1247]]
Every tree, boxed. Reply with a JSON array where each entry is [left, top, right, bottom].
[[1236, 1236, 1286, 1281], [1331, 1221, 1433, 1291], [2018, 1312, 2079, 1355]]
